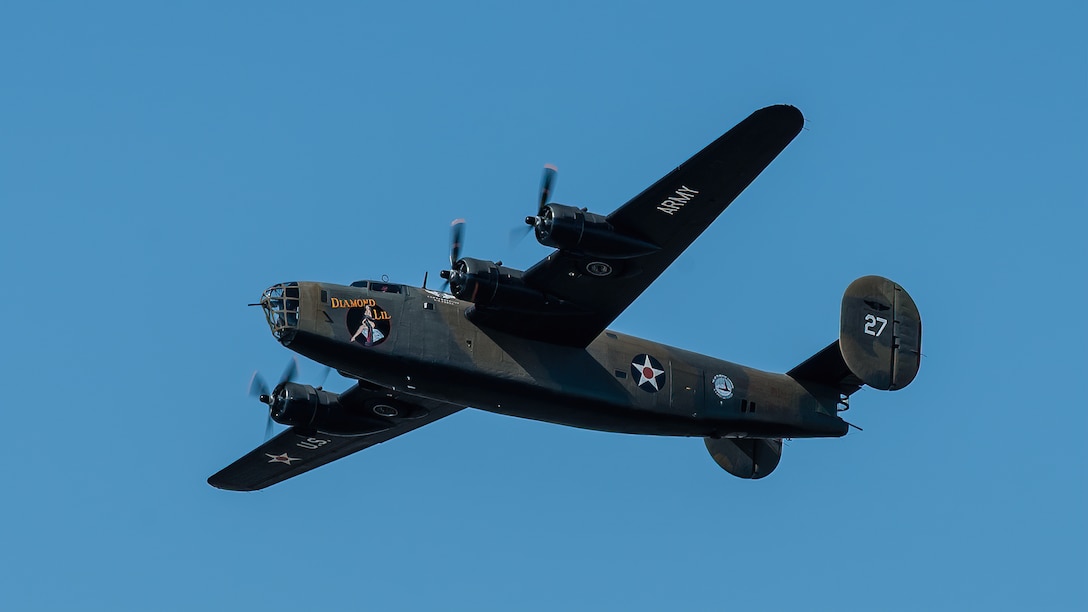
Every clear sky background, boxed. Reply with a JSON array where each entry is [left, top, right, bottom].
[[2, 2, 1085, 610]]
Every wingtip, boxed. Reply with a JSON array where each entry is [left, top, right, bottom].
[[745, 104, 804, 139], [760, 103, 804, 124], [207, 472, 260, 492]]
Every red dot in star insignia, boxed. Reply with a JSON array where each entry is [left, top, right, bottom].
[[643, 367, 653, 378]]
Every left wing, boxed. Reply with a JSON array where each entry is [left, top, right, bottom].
[[480, 105, 804, 347], [208, 390, 463, 491]]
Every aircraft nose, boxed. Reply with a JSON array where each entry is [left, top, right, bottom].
[[259, 282, 301, 343]]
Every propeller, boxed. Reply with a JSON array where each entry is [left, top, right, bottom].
[[449, 218, 465, 267], [511, 164, 558, 245], [538, 163, 558, 213], [440, 219, 466, 292], [248, 358, 298, 440]]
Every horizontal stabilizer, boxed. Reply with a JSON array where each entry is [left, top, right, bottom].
[[787, 340, 863, 395]]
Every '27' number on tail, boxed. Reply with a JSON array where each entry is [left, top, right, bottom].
[[864, 314, 888, 337]]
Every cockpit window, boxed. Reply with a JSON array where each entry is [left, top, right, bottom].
[[349, 280, 402, 293]]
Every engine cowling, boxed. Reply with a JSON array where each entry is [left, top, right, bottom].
[[269, 383, 396, 436], [531, 203, 659, 259], [445, 257, 546, 308]]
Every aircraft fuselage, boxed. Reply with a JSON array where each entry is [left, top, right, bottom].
[[274, 281, 848, 440]]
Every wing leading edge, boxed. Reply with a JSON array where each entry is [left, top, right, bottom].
[[508, 105, 804, 347]]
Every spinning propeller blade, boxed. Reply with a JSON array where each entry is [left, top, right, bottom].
[[514, 164, 558, 244], [441, 219, 467, 291], [278, 358, 298, 389], [248, 371, 269, 399], [248, 357, 299, 441], [538, 163, 557, 213], [509, 225, 531, 246], [449, 218, 465, 267]]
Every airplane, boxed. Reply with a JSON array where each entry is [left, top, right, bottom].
[[208, 104, 922, 491]]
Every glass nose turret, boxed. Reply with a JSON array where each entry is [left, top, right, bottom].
[[259, 282, 300, 343]]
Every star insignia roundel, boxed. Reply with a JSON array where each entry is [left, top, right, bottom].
[[630, 354, 666, 392], [265, 452, 299, 465]]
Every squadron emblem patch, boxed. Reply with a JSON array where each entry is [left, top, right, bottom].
[[712, 374, 734, 400]]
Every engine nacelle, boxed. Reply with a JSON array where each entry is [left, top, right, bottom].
[[445, 257, 547, 308], [532, 203, 658, 259], [269, 383, 394, 436]]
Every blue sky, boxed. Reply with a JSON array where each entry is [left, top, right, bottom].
[[2, 1, 1085, 609]]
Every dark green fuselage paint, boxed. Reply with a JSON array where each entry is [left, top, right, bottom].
[[282, 282, 848, 440]]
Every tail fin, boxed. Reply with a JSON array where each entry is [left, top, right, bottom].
[[840, 275, 921, 390], [788, 275, 921, 392], [704, 438, 782, 479]]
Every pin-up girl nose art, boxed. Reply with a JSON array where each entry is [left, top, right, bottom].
[[347, 302, 391, 347]]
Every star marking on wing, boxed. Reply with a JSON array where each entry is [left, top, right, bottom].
[[265, 452, 300, 465], [631, 354, 665, 392]]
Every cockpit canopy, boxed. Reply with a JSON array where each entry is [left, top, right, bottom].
[[350, 280, 402, 293]]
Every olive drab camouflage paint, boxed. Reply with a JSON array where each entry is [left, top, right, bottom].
[[209, 106, 922, 491]]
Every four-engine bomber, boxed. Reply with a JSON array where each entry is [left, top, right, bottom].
[[209, 105, 921, 491]]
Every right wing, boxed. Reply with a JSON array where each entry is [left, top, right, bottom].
[[474, 105, 804, 347], [208, 388, 464, 492]]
